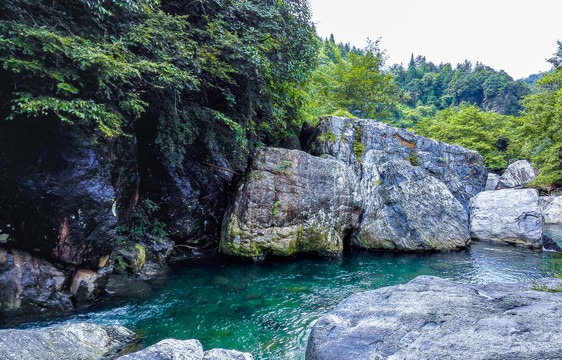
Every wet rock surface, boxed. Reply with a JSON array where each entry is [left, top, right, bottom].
[[306, 276, 562, 360], [0, 322, 137, 360], [469, 189, 543, 248], [220, 147, 361, 258]]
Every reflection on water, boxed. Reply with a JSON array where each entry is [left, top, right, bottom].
[[15, 239, 562, 360]]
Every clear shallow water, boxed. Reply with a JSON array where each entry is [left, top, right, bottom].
[[16, 239, 562, 360]]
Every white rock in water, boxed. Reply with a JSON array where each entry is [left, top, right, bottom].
[[469, 189, 542, 248]]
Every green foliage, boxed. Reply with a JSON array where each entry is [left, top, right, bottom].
[[272, 201, 283, 216], [407, 152, 420, 167], [514, 43, 562, 186], [128, 199, 166, 240], [0, 0, 318, 167], [415, 105, 516, 170], [389, 56, 529, 127], [301, 36, 398, 122]]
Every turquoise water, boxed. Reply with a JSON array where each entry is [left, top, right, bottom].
[[18, 239, 562, 360]]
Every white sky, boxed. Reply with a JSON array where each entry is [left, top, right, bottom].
[[307, 0, 562, 79]]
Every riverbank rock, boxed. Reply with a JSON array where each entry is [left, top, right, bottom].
[[118, 339, 253, 360], [0, 323, 137, 360], [220, 147, 361, 259], [306, 275, 562, 360], [0, 248, 71, 318], [352, 160, 470, 251], [543, 196, 562, 224], [301, 116, 487, 210], [484, 173, 500, 190], [497, 160, 537, 189], [469, 189, 542, 248]]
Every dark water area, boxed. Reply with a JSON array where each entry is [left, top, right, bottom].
[[13, 236, 562, 360]]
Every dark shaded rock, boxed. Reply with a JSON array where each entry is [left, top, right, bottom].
[[0, 322, 137, 360], [220, 147, 361, 259], [497, 159, 537, 189], [470, 189, 542, 248], [543, 234, 562, 252], [0, 248, 71, 318], [70, 268, 108, 306], [306, 275, 562, 360], [353, 159, 470, 251], [301, 116, 487, 210], [0, 119, 139, 269], [137, 136, 240, 245]]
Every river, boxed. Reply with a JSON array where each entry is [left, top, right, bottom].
[[16, 232, 562, 360]]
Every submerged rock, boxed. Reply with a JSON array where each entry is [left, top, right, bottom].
[[469, 189, 542, 248], [220, 147, 361, 259], [353, 160, 470, 251], [301, 116, 487, 210], [0, 323, 137, 360], [497, 159, 537, 189], [117, 339, 253, 360], [306, 275, 562, 360]]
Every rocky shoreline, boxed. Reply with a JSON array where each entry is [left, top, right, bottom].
[[1, 116, 560, 329], [1, 276, 560, 360]]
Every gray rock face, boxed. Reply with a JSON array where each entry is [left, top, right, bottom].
[[469, 189, 542, 248], [301, 116, 487, 210], [543, 196, 562, 224], [203, 348, 254, 360], [0, 248, 72, 317], [485, 173, 500, 190], [306, 275, 562, 360], [118, 339, 203, 360], [497, 160, 537, 189], [117, 339, 254, 360], [353, 160, 470, 251], [221, 147, 361, 258], [0, 323, 137, 360]]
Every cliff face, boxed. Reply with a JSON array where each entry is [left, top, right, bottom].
[[0, 117, 242, 320]]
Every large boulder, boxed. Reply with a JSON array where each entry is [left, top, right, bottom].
[[0, 323, 137, 360], [497, 159, 537, 189], [469, 189, 542, 248], [220, 148, 361, 259], [117, 339, 254, 360], [543, 196, 562, 224], [352, 160, 470, 251], [301, 116, 487, 210], [306, 275, 562, 360], [0, 248, 71, 318]]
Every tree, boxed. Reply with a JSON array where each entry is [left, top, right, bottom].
[[333, 39, 397, 118], [515, 42, 562, 186]]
